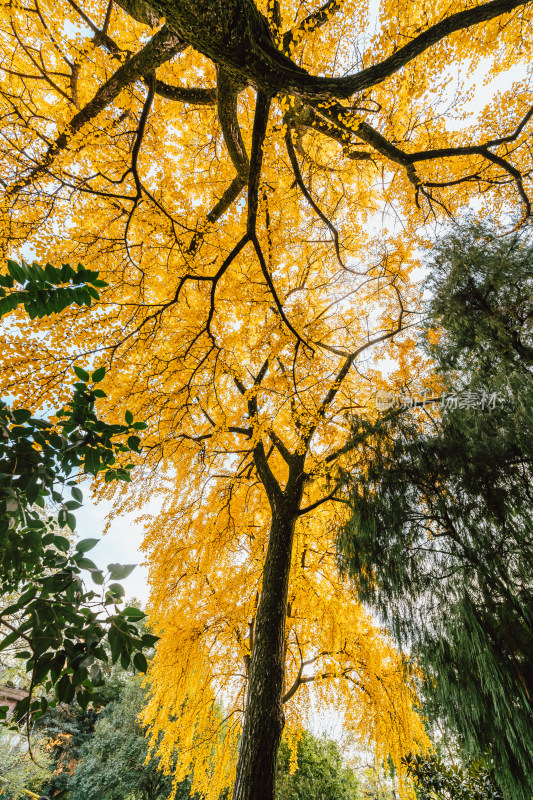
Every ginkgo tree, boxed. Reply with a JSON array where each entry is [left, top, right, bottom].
[[1, 0, 533, 798]]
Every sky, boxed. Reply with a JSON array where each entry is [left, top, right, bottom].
[[75, 488, 152, 606]]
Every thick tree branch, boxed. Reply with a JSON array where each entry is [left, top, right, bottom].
[[114, 0, 161, 27], [130, 75, 155, 197], [297, 484, 343, 515], [268, 429, 293, 465], [152, 79, 217, 104], [324, 0, 533, 98], [282, 646, 349, 702], [217, 67, 250, 181], [247, 91, 272, 234], [123, 76, 155, 262], [253, 433, 284, 509], [185, 68, 250, 253], [187, 176, 246, 254], [186, 69, 250, 253], [232, 360, 284, 507], [303, 97, 533, 218], [137, 0, 531, 98], [282, 0, 342, 54], [245, 92, 313, 347], [65, 0, 124, 59]]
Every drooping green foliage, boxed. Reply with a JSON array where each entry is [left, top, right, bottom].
[[0, 260, 155, 726], [403, 751, 502, 800], [337, 221, 533, 799]]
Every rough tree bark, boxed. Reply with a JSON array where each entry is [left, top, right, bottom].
[[232, 442, 306, 800], [117, 0, 531, 96]]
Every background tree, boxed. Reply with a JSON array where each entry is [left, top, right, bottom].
[[67, 676, 187, 800], [337, 220, 533, 799], [403, 752, 502, 800], [37, 662, 137, 798], [0, 731, 52, 799], [3, 0, 533, 798], [276, 730, 362, 800]]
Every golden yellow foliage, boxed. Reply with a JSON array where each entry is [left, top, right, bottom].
[[140, 436, 429, 799], [1, 0, 532, 796]]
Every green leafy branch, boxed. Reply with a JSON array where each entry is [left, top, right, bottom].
[[0, 258, 155, 731], [0, 259, 107, 319]]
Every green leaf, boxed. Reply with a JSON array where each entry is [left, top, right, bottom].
[[84, 448, 100, 476], [74, 556, 98, 571], [107, 563, 136, 580], [107, 582, 125, 597], [57, 673, 75, 704], [92, 366, 106, 382], [72, 486, 83, 503], [7, 259, 25, 283], [25, 472, 41, 505], [125, 410, 134, 424], [107, 626, 121, 664], [44, 262, 59, 282], [60, 263, 74, 282], [76, 538, 99, 553], [73, 365, 90, 382], [127, 435, 141, 452], [0, 271, 15, 288], [77, 688, 90, 710], [141, 633, 159, 648], [54, 535, 71, 552], [90, 569, 105, 586], [13, 408, 32, 424], [133, 652, 148, 673], [0, 630, 21, 652], [33, 656, 53, 684], [121, 606, 146, 621]]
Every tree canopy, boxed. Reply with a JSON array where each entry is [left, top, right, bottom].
[[2, 0, 533, 798], [276, 730, 362, 800]]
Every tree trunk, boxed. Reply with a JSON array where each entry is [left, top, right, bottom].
[[232, 490, 302, 800]]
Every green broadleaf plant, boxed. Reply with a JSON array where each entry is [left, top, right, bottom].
[[0, 259, 155, 727]]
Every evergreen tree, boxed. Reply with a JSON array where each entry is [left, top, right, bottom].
[[337, 220, 533, 800], [37, 665, 133, 798], [67, 676, 191, 800]]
